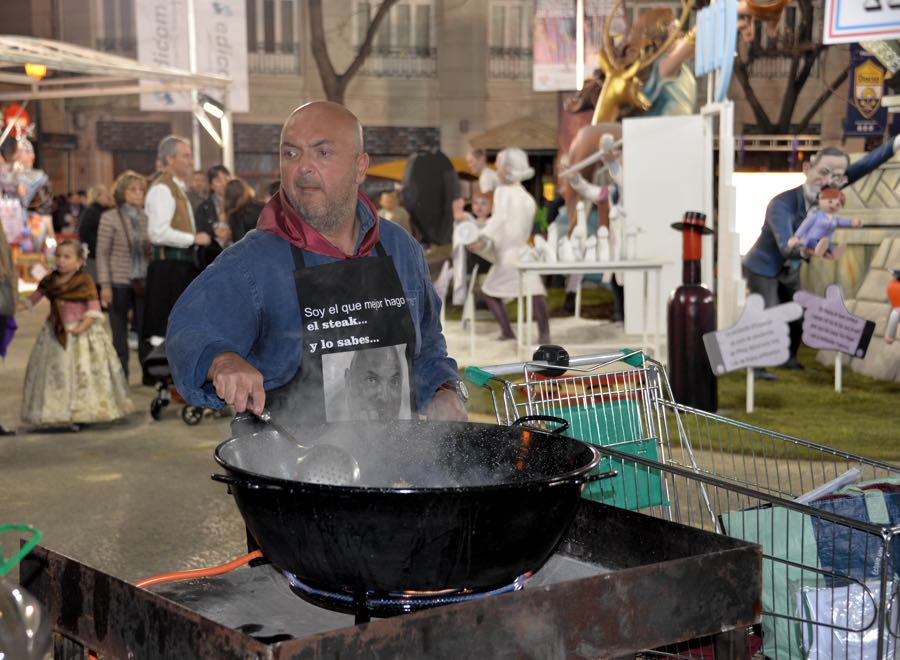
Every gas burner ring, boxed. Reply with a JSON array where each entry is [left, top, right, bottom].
[[283, 571, 532, 617]]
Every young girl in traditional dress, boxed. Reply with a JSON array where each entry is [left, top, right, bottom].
[[22, 239, 132, 428]]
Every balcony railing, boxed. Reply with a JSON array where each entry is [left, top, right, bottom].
[[248, 49, 302, 75], [489, 47, 532, 80], [746, 54, 822, 80], [360, 46, 437, 79], [729, 134, 823, 152]]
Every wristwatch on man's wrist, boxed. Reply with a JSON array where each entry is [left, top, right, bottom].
[[439, 379, 469, 404]]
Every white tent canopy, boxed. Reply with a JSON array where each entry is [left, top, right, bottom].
[[0, 35, 233, 169]]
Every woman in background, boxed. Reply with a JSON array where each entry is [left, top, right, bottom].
[[223, 178, 264, 244], [96, 170, 150, 379]]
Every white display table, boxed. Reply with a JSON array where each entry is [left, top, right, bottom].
[[513, 260, 667, 359]]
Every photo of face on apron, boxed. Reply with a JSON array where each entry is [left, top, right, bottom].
[[264, 242, 417, 429]]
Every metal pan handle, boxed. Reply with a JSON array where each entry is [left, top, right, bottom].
[[512, 415, 569, 435], [211, 474, 285, 491], [583, 469, 619, 483]]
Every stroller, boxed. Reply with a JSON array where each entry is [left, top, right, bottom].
[[141, 341, 210, 425]]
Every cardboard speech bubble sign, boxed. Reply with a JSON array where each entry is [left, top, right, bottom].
[[703, 294, 803, 374], [793, 285, 876, 358]]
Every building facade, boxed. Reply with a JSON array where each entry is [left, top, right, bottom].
[[0, 0, 852, 197]]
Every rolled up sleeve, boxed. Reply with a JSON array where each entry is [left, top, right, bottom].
[[167, 255, 262, 408], [409, 242, 459, 410]]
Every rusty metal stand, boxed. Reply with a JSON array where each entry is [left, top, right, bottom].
[[22, 501, 762, 660]]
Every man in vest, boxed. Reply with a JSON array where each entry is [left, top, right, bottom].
[[141, 135, 211, 379]]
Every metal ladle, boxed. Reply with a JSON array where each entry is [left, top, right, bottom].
[[257, 410, 361, 486]]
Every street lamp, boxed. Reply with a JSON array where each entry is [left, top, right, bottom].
[[24, 63, 47, 81], [199, 93, 225, 119]]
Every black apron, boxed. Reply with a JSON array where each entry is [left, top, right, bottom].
[[261, 241, 417, 433]]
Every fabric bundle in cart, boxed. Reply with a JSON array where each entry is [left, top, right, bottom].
[[721, 481, 900, 660]]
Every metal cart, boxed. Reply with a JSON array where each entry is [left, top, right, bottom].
[[466, 350, 900, 659]]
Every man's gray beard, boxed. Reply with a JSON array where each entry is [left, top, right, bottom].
[[286, 191, 350, 236]]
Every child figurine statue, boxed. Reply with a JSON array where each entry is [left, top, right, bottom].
[[787, 187, 862, 259]]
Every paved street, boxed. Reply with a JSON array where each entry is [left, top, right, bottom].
[[0, 294, 642, 584], [1, 299, 246, 583]]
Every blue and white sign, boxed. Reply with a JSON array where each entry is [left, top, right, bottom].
[[824, 0, 900, 44], [137, 0, 248, 112], [845, 43, 888, 136], [137, 0, 192, 111], [694, 0, 737, 103]]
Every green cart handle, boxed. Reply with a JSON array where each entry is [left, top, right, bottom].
[[465, 349, 645, 388], [0, 524, 42, 577], [464, 366, 496, 388], [619, 349, 645, 368]]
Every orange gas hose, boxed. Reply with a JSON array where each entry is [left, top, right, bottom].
[[134, 549, 264, 588], [89, 550, 265, 659]]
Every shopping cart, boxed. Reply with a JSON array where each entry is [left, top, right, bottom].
[[466, 349, 900, 660]]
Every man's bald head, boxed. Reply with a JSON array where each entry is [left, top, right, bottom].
[[279, 100, 369, 239], [282, 101, 365, 155]]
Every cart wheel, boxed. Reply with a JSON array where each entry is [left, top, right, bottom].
[[182, 406, 204, 425], [150, 397, 169, 420]]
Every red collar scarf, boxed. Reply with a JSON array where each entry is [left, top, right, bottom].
[[257, 189, 381, 259]]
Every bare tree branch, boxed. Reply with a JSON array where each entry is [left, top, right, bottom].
[[774, 0, 823, 131], [308, 0, 340, 100], [796, 0, 814, 40], [307, 0, 401, 103], [341, 0, 398, 85], [796, 64, 850, 133], [776, 45, 802, 130], [734, 57, 775, 132], [787, 44, 825, 125]]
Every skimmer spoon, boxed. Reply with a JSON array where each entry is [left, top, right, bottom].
[[257, 409, 361, 486]]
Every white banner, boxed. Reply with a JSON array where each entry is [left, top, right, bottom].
[[195, 0, 249, 113], [823, 0, 900, 44], [137, 0, 192, 111], [136, 0, 248, 113]]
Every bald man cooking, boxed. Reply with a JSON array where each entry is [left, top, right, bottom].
[[167, 102, 467, 429]]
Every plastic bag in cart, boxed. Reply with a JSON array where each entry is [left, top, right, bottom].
[[720, 505, 822, 660], [797, 578, 897, 660]]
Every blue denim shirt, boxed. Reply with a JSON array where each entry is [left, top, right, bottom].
[[166, 201, 458, 410]]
